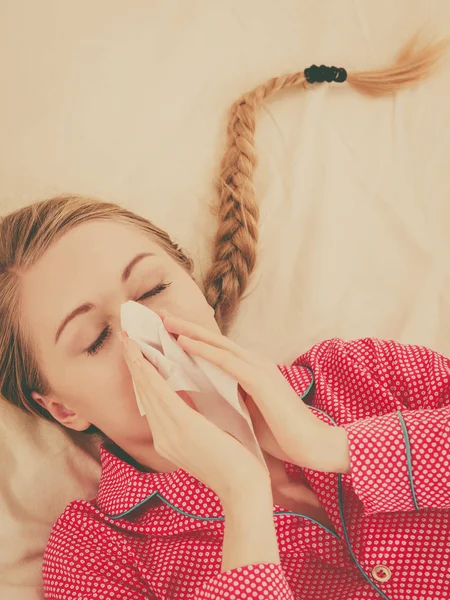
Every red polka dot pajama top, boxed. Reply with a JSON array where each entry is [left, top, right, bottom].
[[43, 337, 450, 599]]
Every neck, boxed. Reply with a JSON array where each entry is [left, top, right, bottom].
[[106, 440, 179, 474]]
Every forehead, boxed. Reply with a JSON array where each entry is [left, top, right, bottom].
[[19, 220, 163, 338], [24, 220, 163, 283]]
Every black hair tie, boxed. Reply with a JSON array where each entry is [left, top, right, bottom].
[[304, 64, 347, 84]]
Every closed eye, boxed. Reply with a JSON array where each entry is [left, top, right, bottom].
[[85, 281, 172, 356], [136, 282, 171, 302]]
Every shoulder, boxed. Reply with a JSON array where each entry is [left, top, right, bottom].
[[291, 336, 387, 366], [43, 498, 106, 567], [292, 336, 447, 368], [293, 337, 450, 401]]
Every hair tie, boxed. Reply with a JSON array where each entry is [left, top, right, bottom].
[[304, 64, 347, 84]]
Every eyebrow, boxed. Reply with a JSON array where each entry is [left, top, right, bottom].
[[54, 252, 155, 344]]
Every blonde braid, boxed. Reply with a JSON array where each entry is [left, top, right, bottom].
[[204, 33, 448, 333]]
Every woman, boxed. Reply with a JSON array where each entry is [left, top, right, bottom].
[[0, 36, 448, 600]]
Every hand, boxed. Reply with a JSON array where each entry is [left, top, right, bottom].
[[159, 311, 350, 474], [119, 333, 272, 504]]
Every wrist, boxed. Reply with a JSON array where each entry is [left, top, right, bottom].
[[288, 422, 350, 474], [220, 479, 273, 514], [326, 426, 351, 474]]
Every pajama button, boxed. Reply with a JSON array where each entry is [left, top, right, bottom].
[[371, 565, 392, 582]]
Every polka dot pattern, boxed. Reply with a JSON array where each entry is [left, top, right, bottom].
[[343, 411, 416, 514], [43, 337, 450, 599]]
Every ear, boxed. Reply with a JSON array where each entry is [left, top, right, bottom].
[[31, 391, 92, 432]]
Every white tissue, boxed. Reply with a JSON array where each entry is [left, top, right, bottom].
[[120, 301, 268, 471]]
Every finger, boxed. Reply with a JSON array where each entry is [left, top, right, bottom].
[[121, 337, 196, 420], [176, 335, 262, 393], [176, 335, 293, 419], [121, 338, 160, 422], [160, 311, 260, 364], [121, 336, 149, 369]]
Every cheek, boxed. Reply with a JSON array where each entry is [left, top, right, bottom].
[[109, 352, 143, 411], [73, 351, 141, 421], [166, 278, 218, 331]]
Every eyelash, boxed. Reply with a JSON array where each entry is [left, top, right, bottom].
[[86, 282, 172, 357]]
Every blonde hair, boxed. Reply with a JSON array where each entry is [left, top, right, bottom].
[[0, 33, 447, 427], [203, 33, 449, 330]]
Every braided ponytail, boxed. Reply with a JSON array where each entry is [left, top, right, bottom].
[[203, 33, 449, 333]]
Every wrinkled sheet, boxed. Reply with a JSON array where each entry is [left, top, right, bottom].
[[1, 0, 449, 597]]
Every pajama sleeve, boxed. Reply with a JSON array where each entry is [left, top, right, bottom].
[[297, 337, 450, 515]]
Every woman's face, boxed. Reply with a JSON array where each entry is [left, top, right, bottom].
[[21, 220, 219, 469]]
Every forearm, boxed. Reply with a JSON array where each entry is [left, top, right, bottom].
[[221, 488, 280, 573], [315, 424, 351, 474], [284, 404, 351, 474]]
